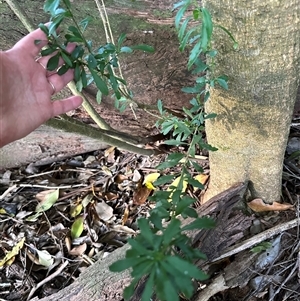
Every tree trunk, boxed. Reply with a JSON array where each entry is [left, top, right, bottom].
[[203, 0, 300, 203]]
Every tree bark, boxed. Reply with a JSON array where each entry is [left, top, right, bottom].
[[203, 0, 300, 203]]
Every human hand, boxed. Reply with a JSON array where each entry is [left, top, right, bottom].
[[0, 27, 83, 147]]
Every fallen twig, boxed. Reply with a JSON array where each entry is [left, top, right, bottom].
[[27, 260, 69, 301], [212, 218, 300, 263]]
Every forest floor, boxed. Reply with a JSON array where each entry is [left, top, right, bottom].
[[1, 88, 300, 301]]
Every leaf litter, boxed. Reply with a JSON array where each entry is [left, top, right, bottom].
[[1, 135, 300, 300], [0, 146, 209, 300]]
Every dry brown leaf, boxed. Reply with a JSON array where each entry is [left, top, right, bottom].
[[133, 185, 152, 205], [248, 198, 294, 212], [69, 243, 87, 256]]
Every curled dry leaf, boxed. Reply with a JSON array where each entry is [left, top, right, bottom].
[[69, 243, 87, 256], [248, 198, 294, 213], [94, 201, 114, 221]]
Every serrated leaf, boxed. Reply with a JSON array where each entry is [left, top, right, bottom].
[[35, 189, 59, 213], [153, 175, 174, 186], [71, 216, 84, 239]]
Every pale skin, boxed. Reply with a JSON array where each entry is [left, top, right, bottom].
[[0, 27, 83, 147]]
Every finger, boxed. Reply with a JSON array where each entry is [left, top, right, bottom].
[[51, 96, 83, 117], [37, 43, 77, 74], [47, 68, 75, 94], [13, 26, 50, 58]]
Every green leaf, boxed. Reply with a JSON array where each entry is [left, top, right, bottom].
[[74, 64, 81, 82], [87, 54, 97, 69], [153, 175, 174, 186], [201, 8, 213, 51], [79, 16, 93, 31], [192, 58, 209, 74], [68, 25, 82, 38], [193, 8, 200, 20], [181, 83, 205, 94], [173, 0, 186, 10], [123, 282, 136, 301], [35, 189, 59, 212], [175, 4, 187, 29], [157, 99, 163, 115], [131, 259, 154, 278], [46, 53, 60, 71], [182, 207, 198, 218], [81, 68, 87, 88], [164, 139, 187, 146], [71, 216, 84, 239], [65, 34, 84, 43], [216, 24, 238, 49], [71, 45, 84, 60], [117, 33, 127, 49], [63, 0, 71, 9], [57, 64, 69, 75], [186, 177, 204, 189], [110, 257, 147, 273], [141, 271, 155, 301], [164, 280, 180, 301], [38, 23, 49, 36], [40, 47, 56, 57], [216, 76, 229, 90], [178, 16, 191, 41], [44, 0, 59, 14], [182, 217, 216, 231], [191, 161, 204, 172], [188, 40, 202, 69], [166, 256, 209, 280], [89, 69, 109, 95], [175, 196, 195, 215], [130, 45, 155, 53], [120, 46, 133, 53], [96, 90, 102, 104], [61, 51, 73, 67], [76, 77, 83, 91], [162, 219, 181, 246], [138, 218, 154, 245], [179, 27, 198, 52]]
